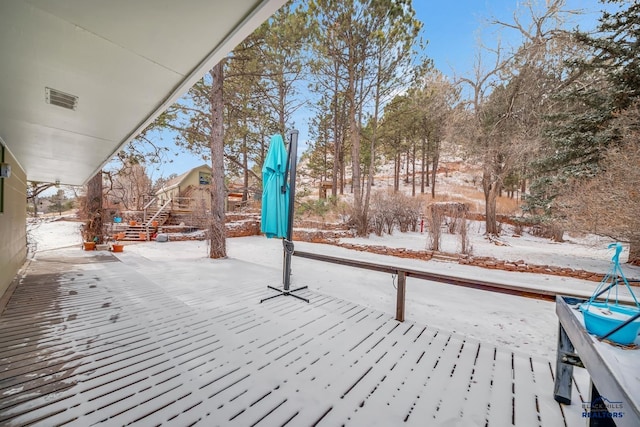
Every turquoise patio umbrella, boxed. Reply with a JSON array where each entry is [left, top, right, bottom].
[[261, 134, 289, 238]]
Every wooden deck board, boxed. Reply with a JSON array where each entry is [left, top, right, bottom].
[[401, 333, 468, 424], [487, 348, 515, 426], [531, 359, 566, 427], [512, 354, 540, 426], [0, 249, 577, 426], [459, 341, 497, 425], [432, 338, 483, 424]]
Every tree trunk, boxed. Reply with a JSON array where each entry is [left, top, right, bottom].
[[485, 188, 499, 235], [483, 170, 501, 236], [628, 241, 640, 266], [411, 143, 416, 197], [331, 132, 340, 201], [260, 130, 266, 169], [394, 152, 400, 192], [340, 154, 345, 195], [85, 172, 103, 243], [425, 162, 430, 187], [242, 131, 248, 202], [431, 147, 439, 199], [322, 136, 328, 182], [331, 64, 341, 204], [420, 137, 426, 194], [278, 79, 286, 137], [550, 225, 564, 242], [404, 149, 410, 183], [425, 137, 431, 188], [363, 52, 383, 236], [345, 17, 366, 235], [32, 196, 38, 218], [208, 63, 227, 259], [349, 97, 364, 233]]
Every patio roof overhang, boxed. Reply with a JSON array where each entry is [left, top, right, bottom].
[[0, 0, 286, 186]]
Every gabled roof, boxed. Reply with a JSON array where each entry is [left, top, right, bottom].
[[156, 164, 211, 194]]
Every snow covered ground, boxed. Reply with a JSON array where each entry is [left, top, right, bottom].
[[27, 216, 82, 252], [341, 222, 636, 273], [26, 218, 640, 360]]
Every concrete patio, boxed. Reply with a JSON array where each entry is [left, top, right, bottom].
[[0, 247, 589, 426]]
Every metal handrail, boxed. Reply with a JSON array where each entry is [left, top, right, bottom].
[[144, 198, 172, 240], [292, 250, 610, 322], [142, 196, 157, 222]]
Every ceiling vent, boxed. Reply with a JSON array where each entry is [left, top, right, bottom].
[[45, 87, 78, 110]]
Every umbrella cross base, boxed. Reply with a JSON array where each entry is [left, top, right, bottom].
[[260, 285, 310, 303]]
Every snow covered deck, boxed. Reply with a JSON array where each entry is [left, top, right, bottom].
[[1, 248, 586, 426]]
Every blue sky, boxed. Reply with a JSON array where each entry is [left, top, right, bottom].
[[416, 0, 609, 78], [149, 0, 610, 180]]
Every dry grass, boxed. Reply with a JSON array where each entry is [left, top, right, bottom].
[[496, 196, 522, 215], [415, 185, 521, 215]]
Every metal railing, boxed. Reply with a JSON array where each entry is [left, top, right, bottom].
[[142, 196, 157, 223], [292, 250, 591, 322], [144, 198, 172, 241]]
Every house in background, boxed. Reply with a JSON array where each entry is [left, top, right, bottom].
[[0, 0, 287, 301], [155, 164, 213, 212], [154, 164, 254, 214]]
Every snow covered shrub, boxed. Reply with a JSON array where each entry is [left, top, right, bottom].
[[368, 190, 397, 235], [394, 193, 422, 232], [429, 202, 469, 235], [367, 190, 422, 235], [426, 202, 470, 252], [369, 191, 387, 236]]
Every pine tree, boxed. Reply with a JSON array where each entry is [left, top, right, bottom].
[[531, 0, 640, 262], [532, 0, 639, 200], [307, 0, 422, 235]]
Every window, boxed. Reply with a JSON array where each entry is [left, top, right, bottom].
[[199, 171, 211, 185]]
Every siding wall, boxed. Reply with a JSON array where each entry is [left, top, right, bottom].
[[0, 147, 27, 300]]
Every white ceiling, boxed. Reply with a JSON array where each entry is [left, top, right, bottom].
[[0, 0, 286, 185]]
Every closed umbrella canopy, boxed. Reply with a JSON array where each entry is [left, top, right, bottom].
[[261, 134, 289, 238]]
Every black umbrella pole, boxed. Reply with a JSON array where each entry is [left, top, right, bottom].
[[283, 130, 298, 291]]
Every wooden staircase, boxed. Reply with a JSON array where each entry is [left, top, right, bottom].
[[119, 198, 172, 241], [121, 224, 151, 241]]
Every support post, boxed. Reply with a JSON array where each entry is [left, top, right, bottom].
[[588, 382, 617, 427], [554, 323, 575, 404], [282, 130, 298, 292], [396, 271, 406, 322]]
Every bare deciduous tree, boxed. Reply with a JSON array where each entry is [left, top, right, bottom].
[[457, 0, 578, 236], [104, 162, 152, 211], [26, 182, 57, 217]]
